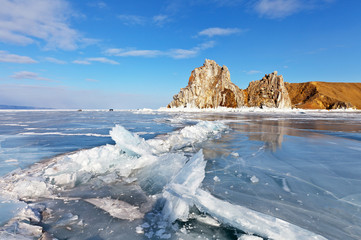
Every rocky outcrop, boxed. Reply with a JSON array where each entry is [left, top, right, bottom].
[[285, 82, 361, 109], [167, 59, 361, 110], [245, 71, 291, 108], [167, 59, 245, 108]]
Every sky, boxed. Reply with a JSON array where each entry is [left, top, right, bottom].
[[0, 0, 360, 109]]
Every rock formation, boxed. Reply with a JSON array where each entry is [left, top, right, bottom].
[[167, 59, 361, 110], [245, 71, 291, 108], [285, 82, 361, 109], [167, 59, 245, 108]]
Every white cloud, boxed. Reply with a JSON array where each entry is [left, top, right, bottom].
[[104, 49, 162, 57], [118, 14, 172, 26], [198, 41, 216, 49], [254, 0, 301, 18], [168, 41, 215, 59], [73, 57, 119, 65], [118, 14, 146, 25], [198, 27, 242, 37], [45, 57, 67, 64], [105, 41, 215, 59], [88, 1, 107, 9], [11, 71, 51, 81], [253, 0, 334, 19], [0, 50, 37, 63], [86, 57, 119, 65], [72, 60, 91, 65], [161, 0, 246, 16], [0, 0, 87, 50], [97, 1, 107, 8], [169, 49, 198, 59], [0, 29, 33, 45], [246, 70, 262, 75], [153, 15, 169, 25]]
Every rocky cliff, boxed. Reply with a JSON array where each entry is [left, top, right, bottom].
[[245, 71, 291, 108], [167, 59, 245, 108], [167, 60, 360, 110], [285, 82, 361, 109]]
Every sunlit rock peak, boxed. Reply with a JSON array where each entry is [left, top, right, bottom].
[[245, 71, 292, 108], [167, 59, 245, 108]]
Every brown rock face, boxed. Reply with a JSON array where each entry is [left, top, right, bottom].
[[167, 59, 245, 108], [285, 82, 361, 109], [245, 71, 291, 108], [167, 60, 360, 110]]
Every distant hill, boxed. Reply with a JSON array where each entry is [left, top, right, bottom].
[[0, 105, 49, 109], [285, 82, 361, 109]]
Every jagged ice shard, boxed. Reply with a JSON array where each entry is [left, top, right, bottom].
[[162, 150, 327, 240]]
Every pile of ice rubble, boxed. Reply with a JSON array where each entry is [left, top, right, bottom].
[[0, 121, 327, 239]]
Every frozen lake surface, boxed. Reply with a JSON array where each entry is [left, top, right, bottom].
[[0, 109, 360, 240]]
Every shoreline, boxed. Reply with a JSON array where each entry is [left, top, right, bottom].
[[1, 107, 360, 113]]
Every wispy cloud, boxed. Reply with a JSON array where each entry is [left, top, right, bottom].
[[254, 0, 301, 18], [161, 0, 333, 21], [153, 15, 170, 25], [88, 1, 107, 9], [11, 71, 51, 81], [87, 57, 119, 64], [169, 49, 198, 59], [0, 0, 91, 50], [105, 41, 215, 59], [72, 60, 91, 65], [0, 29, 33, 45], [198, 27, 243, 37], [118, 14, 146, 25], [161, 0, 245, 16], [73, 57, 119, 65], [45, 57, 67, 64], [246, 70, 262, 75], [0, 50, 37, 63], [118, 14, 171, 26], [253, 0, 334, 19], [104, 49, 162, 57], [169, 41, 216, 59]]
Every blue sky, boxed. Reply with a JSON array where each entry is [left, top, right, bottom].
[[0, 0, 360, 109]]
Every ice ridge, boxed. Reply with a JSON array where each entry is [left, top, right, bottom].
[[0, 121, 228, 199], [162, 150, 328, 240], [0, 121, 229, 238], [0, 120, 328, 239]]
